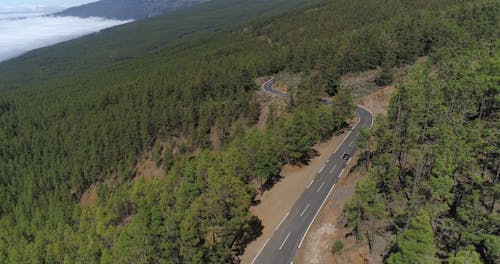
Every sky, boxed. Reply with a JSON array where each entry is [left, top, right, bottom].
[[0, 0, 95, 11]]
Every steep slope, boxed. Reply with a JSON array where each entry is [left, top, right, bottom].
[[345, 41, 499, 263], [55, 0, 210, 20], [0, 0, 497, 263]]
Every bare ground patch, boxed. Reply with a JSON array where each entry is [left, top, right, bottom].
[[134, 159, 165, 182], [342, 68, 381, 99], [358, 85, 395, 117], [343, 57, 427, 100], [132, 140, 174, 182], [80, 183, 98, 208]]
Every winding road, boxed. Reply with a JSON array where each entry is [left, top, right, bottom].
[[251, 79, 373, 264]]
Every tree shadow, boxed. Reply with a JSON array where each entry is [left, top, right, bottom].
[[261, 173, 284, 193], [250, 174, 283, 206], [303, 148, 320, 164], [233, 216, 264, 259]]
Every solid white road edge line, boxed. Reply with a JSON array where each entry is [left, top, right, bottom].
[[338, 168, 346, 179], [251, 237, 270, 264], [298, 183, 336, 249], [306, 180, 314, 189], [318, 164, 325, 174], [276, 211, 290, 231], [279, 232, 291, 250], [300, 203, 310, 217], [331, 112, 361, 160], [317, 182, 325, 192], [357, 104, 375, 129]]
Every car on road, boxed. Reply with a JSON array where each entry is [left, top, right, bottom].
[[342, 153, 350, 160]]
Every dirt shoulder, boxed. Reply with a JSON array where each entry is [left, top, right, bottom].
[[240, 117, 358, 264], [294, 85, 394, 264]]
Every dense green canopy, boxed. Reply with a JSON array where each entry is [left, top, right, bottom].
[[347, 20, 499, 263], [0, 0, 498, 262]]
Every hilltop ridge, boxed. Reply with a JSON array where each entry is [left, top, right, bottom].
[[55, 0, 210, 20]]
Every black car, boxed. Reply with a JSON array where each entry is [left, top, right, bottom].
[[342, 153, 350, 161]]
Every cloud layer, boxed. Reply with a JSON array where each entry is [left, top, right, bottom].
[[0, 13, 131, 62]]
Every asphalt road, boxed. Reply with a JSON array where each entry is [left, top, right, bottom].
[[252, 79, 373, 264]]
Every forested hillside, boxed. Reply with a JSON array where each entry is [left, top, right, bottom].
[[346, 10, 499, 264], [0, 0, 498, 263], [0, 0, 321, 91]]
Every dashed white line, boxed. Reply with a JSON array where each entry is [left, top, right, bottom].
[[251, 237, 270, 264], [300, 203, 310, 217], [317, 182, 325, 192], [306, 179, 314, 189], [276, 211, 289, 231], [330, 164, 337, 174], [348, 141, 353, 147], [279, 232, 291, 250]]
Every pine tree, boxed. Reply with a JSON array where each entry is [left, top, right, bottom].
[[387, 211, 438, 264]]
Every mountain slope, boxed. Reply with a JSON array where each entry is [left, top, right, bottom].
[[55, 0, 210, 20], [0, 0, 497, 263], [0, 0, 321, 91]]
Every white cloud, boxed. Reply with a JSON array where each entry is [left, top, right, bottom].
[[0, 13, 132, 62]]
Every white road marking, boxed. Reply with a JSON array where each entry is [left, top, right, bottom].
[[276, 211, 289, 231], [258, 82, 376, 258], [357, 104, 375, 129], [251, 237, 270, 264], [332, 115, 361, 155], [317, 182, 325, 192], [318, 164, 325, 174], [298, 183, 336, 249], [338, 168, 345, 178], [306, 179, 314, 189], [279, 232, 291, 250], [300, 203, 310, 217], [330, 164, 337, 174], [348, 141, 353, 147]]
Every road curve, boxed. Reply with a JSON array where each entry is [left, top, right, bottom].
[[251, 79, 373, 264]]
